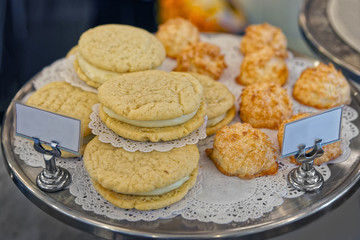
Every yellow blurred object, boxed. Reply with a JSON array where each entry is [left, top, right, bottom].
[[158, 0, 247, 33]]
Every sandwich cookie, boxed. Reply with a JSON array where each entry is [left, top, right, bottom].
[[73, 24, 166, 88], [97, 70, 206, 142], [190, 73, 236, 135], [26, 81, 98, 157], [83, 136, 199, 210]]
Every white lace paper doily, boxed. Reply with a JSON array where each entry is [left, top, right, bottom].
[[32, 54, 97, 93], [89, 104, 208, 152], [14, 34, 359, 224]]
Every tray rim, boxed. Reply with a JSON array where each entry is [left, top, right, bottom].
[[2, 57, 360, 240], [299, 0, 360, 81]]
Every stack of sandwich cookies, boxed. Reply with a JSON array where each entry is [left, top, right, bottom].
[[26, 81, 98, 157], [97, 70, 206, 142], [190, 73, 236, 135], [83, 136, 199, 210], [73, 24, 166, 88]]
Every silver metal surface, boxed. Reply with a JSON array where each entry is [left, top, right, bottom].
[[299, 0, 360, 81], [33, 138, 71, 192], [1, 75, 360, 239], [288, 140, 324, 192]]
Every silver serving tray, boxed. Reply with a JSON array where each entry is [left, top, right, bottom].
[[299, 0, 360, 81], [2, 71, 360, 239]]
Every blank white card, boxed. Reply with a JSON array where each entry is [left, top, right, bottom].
[[15, 102, 81, 154], [281, 106, 343, 158]]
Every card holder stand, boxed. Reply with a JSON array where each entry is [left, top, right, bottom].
[[33, 138, 71, 192], [288, 139, 324, 192]]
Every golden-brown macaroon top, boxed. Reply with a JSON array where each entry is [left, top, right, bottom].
[[205, 122, 278, 179], [98, 70, 203, 121], [236, 46, 288, 86], [292, 63, 351, 109], [240, 22, 288, 58], [278, 113, 342, 165], [174, 42, 227, 80], [239, 82, 293, 129], [156, 17, 200, 58]]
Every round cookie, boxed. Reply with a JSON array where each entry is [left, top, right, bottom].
[[26, 81, 98, 156], [240, 22, 288, 58], [190, 73, 236, 135], [236, 46, 288, 86], [83, 136, 199, 210], [74, 24, 166, 88], [98, 70, 203, 121], [292, 63, 351, 109], [205, 106, 236, 136], [91, 168, 198, 211], [174, 42, 227, 80], [73, 57, 102, 88], [98, 70, 206, 142], [79, 24, 166, 73], [99, 101, 206, 142], [278, 113, 342, 166], [239, 82, 293, 129], [156, 17, 200, 58], [206, 123, 278, 179]]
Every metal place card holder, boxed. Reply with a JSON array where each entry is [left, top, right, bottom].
[[288, 139, 324, 192], [33, 137, 71, 192]]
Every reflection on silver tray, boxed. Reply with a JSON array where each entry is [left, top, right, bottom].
[[2, 44, 360, 239], [299, 0, 360, 81]]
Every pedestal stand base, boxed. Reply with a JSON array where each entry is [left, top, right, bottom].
[[36, 167, 71, 192], [288, 167, 324, 192]]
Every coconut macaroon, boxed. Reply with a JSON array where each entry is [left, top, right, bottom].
[[278, 113, 342, 165], [97, 70, 206, 142], [84, 137, 199, 210], [156, 17, 200, 58], [72, 24, 166, 88], [174, 42, 227, 80], [26, 81, 99, 157], [239, 82, 293, 129], [292, 63, 351, 109], [190, 73, 236, 135], [240, 22, 288, 58], [206, 123, 278, 179], [236, 46, 288, 86]]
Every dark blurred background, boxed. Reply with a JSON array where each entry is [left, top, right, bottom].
[[0, 0, 160, 123]]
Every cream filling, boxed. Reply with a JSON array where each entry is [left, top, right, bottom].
[[128, 175, 190, 196], [206, 113, 226, 127], [77, 53, 122, 84], [103, 106, 198, 127]]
